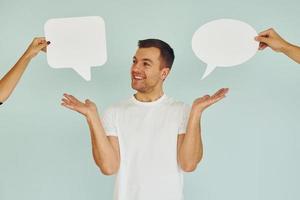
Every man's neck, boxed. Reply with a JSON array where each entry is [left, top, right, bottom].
[[134, 89, 164, 102]]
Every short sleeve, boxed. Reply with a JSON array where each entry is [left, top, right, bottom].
[[101, 106, 118, 137], [178, 104, 191, 135]]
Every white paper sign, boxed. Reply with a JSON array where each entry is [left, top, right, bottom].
[[192, 18, 259, 79], [44, 16, 107, 81]]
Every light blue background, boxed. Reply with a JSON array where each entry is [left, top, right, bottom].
[[1, 0, 299, 200]]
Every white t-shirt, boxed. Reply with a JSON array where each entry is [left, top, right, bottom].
[[101, 94, 191, 200]]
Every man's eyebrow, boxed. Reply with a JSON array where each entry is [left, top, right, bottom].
[[142, 58, 153, 63], [132, 57, 153, 64]]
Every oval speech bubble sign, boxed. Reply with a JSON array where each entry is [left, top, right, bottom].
[[192, 18, 259, 79]]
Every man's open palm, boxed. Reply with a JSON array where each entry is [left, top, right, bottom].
[[61, 93, 97, 117], [193, 88, 229, 112]]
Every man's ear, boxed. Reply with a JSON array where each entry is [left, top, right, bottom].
[[161, 68, 170, 80]]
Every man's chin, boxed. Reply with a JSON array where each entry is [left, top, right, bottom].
[[131, 83, 146, 92]]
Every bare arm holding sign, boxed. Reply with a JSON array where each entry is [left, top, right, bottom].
[[0, 37, 49, 104], [255, 28, 300, 64]]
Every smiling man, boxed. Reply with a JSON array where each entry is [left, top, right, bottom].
[[61, 39, 229, 200]]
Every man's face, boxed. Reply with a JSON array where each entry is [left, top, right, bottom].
[[131, 47, 169, 93]]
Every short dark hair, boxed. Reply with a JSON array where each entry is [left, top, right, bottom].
[[138, 39, 175, 69]]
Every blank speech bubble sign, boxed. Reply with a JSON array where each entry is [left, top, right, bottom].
[[44, 16, 107, 81], [192, 19, 258, 79]]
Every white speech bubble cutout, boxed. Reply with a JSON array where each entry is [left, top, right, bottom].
[[192, 19, 259, 79], [44, 16, 107, 81]]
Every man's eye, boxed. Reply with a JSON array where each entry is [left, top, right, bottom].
[[132, 60, 136, 64], [144, 62, 150, 66]]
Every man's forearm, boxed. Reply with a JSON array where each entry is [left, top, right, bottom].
[[0, 53, 31, 102], [86, 112, 119, 175], [179, 109, 203, 171]]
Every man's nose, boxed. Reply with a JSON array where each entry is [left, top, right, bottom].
[[131, 63, 142, 72]]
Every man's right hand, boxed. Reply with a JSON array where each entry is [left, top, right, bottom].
[[61, 93, 98, 118]]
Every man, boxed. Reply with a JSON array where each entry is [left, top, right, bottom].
[[0, 37, 50, 105], [255, 28, 300, 64], [61, 39, 229, 200]]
